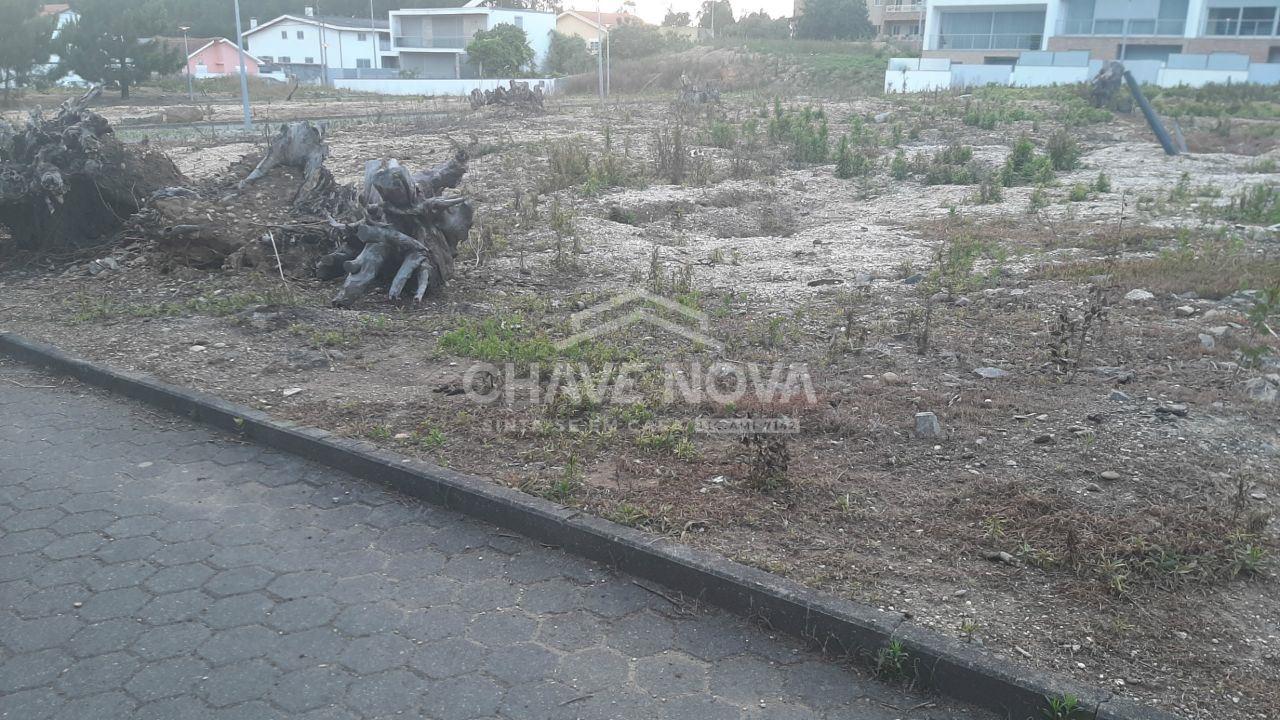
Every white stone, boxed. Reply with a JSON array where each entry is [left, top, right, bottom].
[[1124, 289, 1155, 302]]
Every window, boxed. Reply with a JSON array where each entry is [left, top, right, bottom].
[[304, 56, 314, 63], [356, 58, 372, 68], [280, 30, 287, 39], [297, 30, 305, 39], [1207, 7, 1278, 36], [514, 16, 523, 28], [260, 55, 273, 63], [357, 32, 367, 41], [279, 56, 291, 63]]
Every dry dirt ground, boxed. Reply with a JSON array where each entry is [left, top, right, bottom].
[[2, 85, 1279, 720]]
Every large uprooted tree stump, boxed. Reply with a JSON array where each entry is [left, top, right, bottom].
[[0, 87, 185, 252], [135, 119, 474, 306], [320, 152, 473, 307], [238, 120, 336, 209], [469, 80, 545, 111]]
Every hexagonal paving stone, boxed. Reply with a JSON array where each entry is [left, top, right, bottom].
[[422, 674, 505, 720], [337, 634, 415, 674], [270, 665, 354, 713], [56, 651, 140, 698], [144, 563, 216, 594], [266, 596, 339, 633], [409, 637, 490, 679], [125, 655, 210, 702], [198, 658, 280, 707], [203, 566, 275, 597], [196, 624, 277, 664], [635, 652, 709, 697], [342, 669, 422, 716]]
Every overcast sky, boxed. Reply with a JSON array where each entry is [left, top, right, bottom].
[[618, 0, 797, 24]]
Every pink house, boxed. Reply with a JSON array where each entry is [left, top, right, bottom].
[[157, 37, 263, 78]]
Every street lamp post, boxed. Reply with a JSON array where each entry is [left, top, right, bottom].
[[179, 25, 193, 101], [595, 0, 604, 107], [369, 0, 378, 76], [232, 0, 252, 130]]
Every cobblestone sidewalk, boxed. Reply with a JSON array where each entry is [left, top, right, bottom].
[[0, 361, 992, 720]]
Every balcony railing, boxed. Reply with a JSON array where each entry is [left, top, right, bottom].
[[379, 38, 390, 51], [1205, 18, 1277, 36], [936, 33, 1042, 50], [394, 35, 469, 49], [1060, 17, 1185, 36]]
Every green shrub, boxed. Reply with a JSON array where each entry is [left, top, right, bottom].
[[890, 149, 909, 180], [1001, 136, 1055, 187], [834, 135, 873, 178], [768, 101, 830, 164], [1068, 184, 1090, 202], [706, 120, 737, 149], [1094, 171, 1111, 193], [1222, 184, 1280, 225], [1046, 128, 1081, 171]]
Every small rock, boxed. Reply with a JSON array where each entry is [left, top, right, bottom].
[[1155, 403, 1189, 417], [973, 367, 1009, 379], [873, 111, 892, 124], [953, 296, 971, 307], [1123, 289, 1155, 302], [1175, 305, 1197, 317], [1251, 491, 1268, 500], [282, 387, 303, 397], [393, 432, 411, 440], [188, 345, 207, 353], [930, 292, 952, 304], [902, 273, 924, 285], [1109, 389, 1131, 402], [1099, 470, 1122, 481], [1198, 333, 1215, 351], [1085, 483, 1102, 492], [1207, 325, 1230, 337], [1033, 434, 1054, 445], [915, 411, 945, 439], [881, 372, 901, 385], [1093, 366, 1134, 383], [1243, 377, 1278, 403]]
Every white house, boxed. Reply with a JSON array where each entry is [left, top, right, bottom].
[[389, 6, 556, 79], [38, 3, 82, 85], [922, 0, 1280, 65], [240, 8, 393, 82]]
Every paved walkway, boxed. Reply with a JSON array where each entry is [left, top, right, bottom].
[[0, 360, 991, 720]]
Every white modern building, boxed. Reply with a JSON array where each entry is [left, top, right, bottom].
[[389, 6, 555, 79], [922, 0, 1280, 65], [240, 8, 392, 82]]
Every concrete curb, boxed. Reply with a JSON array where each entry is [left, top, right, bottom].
[[0, 331, 1180, 720]]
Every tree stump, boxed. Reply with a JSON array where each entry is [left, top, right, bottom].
[[0, 86, 184, 252]]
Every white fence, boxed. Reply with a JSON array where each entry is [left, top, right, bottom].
[[885, 52, 1280, 92], [331, 77, 560, 96]]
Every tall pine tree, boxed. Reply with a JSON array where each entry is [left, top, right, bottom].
[[55, 0, 183, 99], [0, 0, 55, 103]]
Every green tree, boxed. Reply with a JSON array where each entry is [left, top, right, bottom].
[[465, 22, 534, 77], [730, 10, 790, 39], [55, 0, 182, 99], [697, 0, 735, 33], [795, 0, 873, 40], [0, 0, 55, 103], [606, 24, 675, 60], [662, 9, 690, 26], [543, 30, 592, 76]]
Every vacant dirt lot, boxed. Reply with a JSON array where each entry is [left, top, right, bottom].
[[2, 79, 1278, 720]]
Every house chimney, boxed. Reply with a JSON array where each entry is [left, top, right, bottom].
[[304, 6, 314, 17], [249, 16, 258, 28]]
